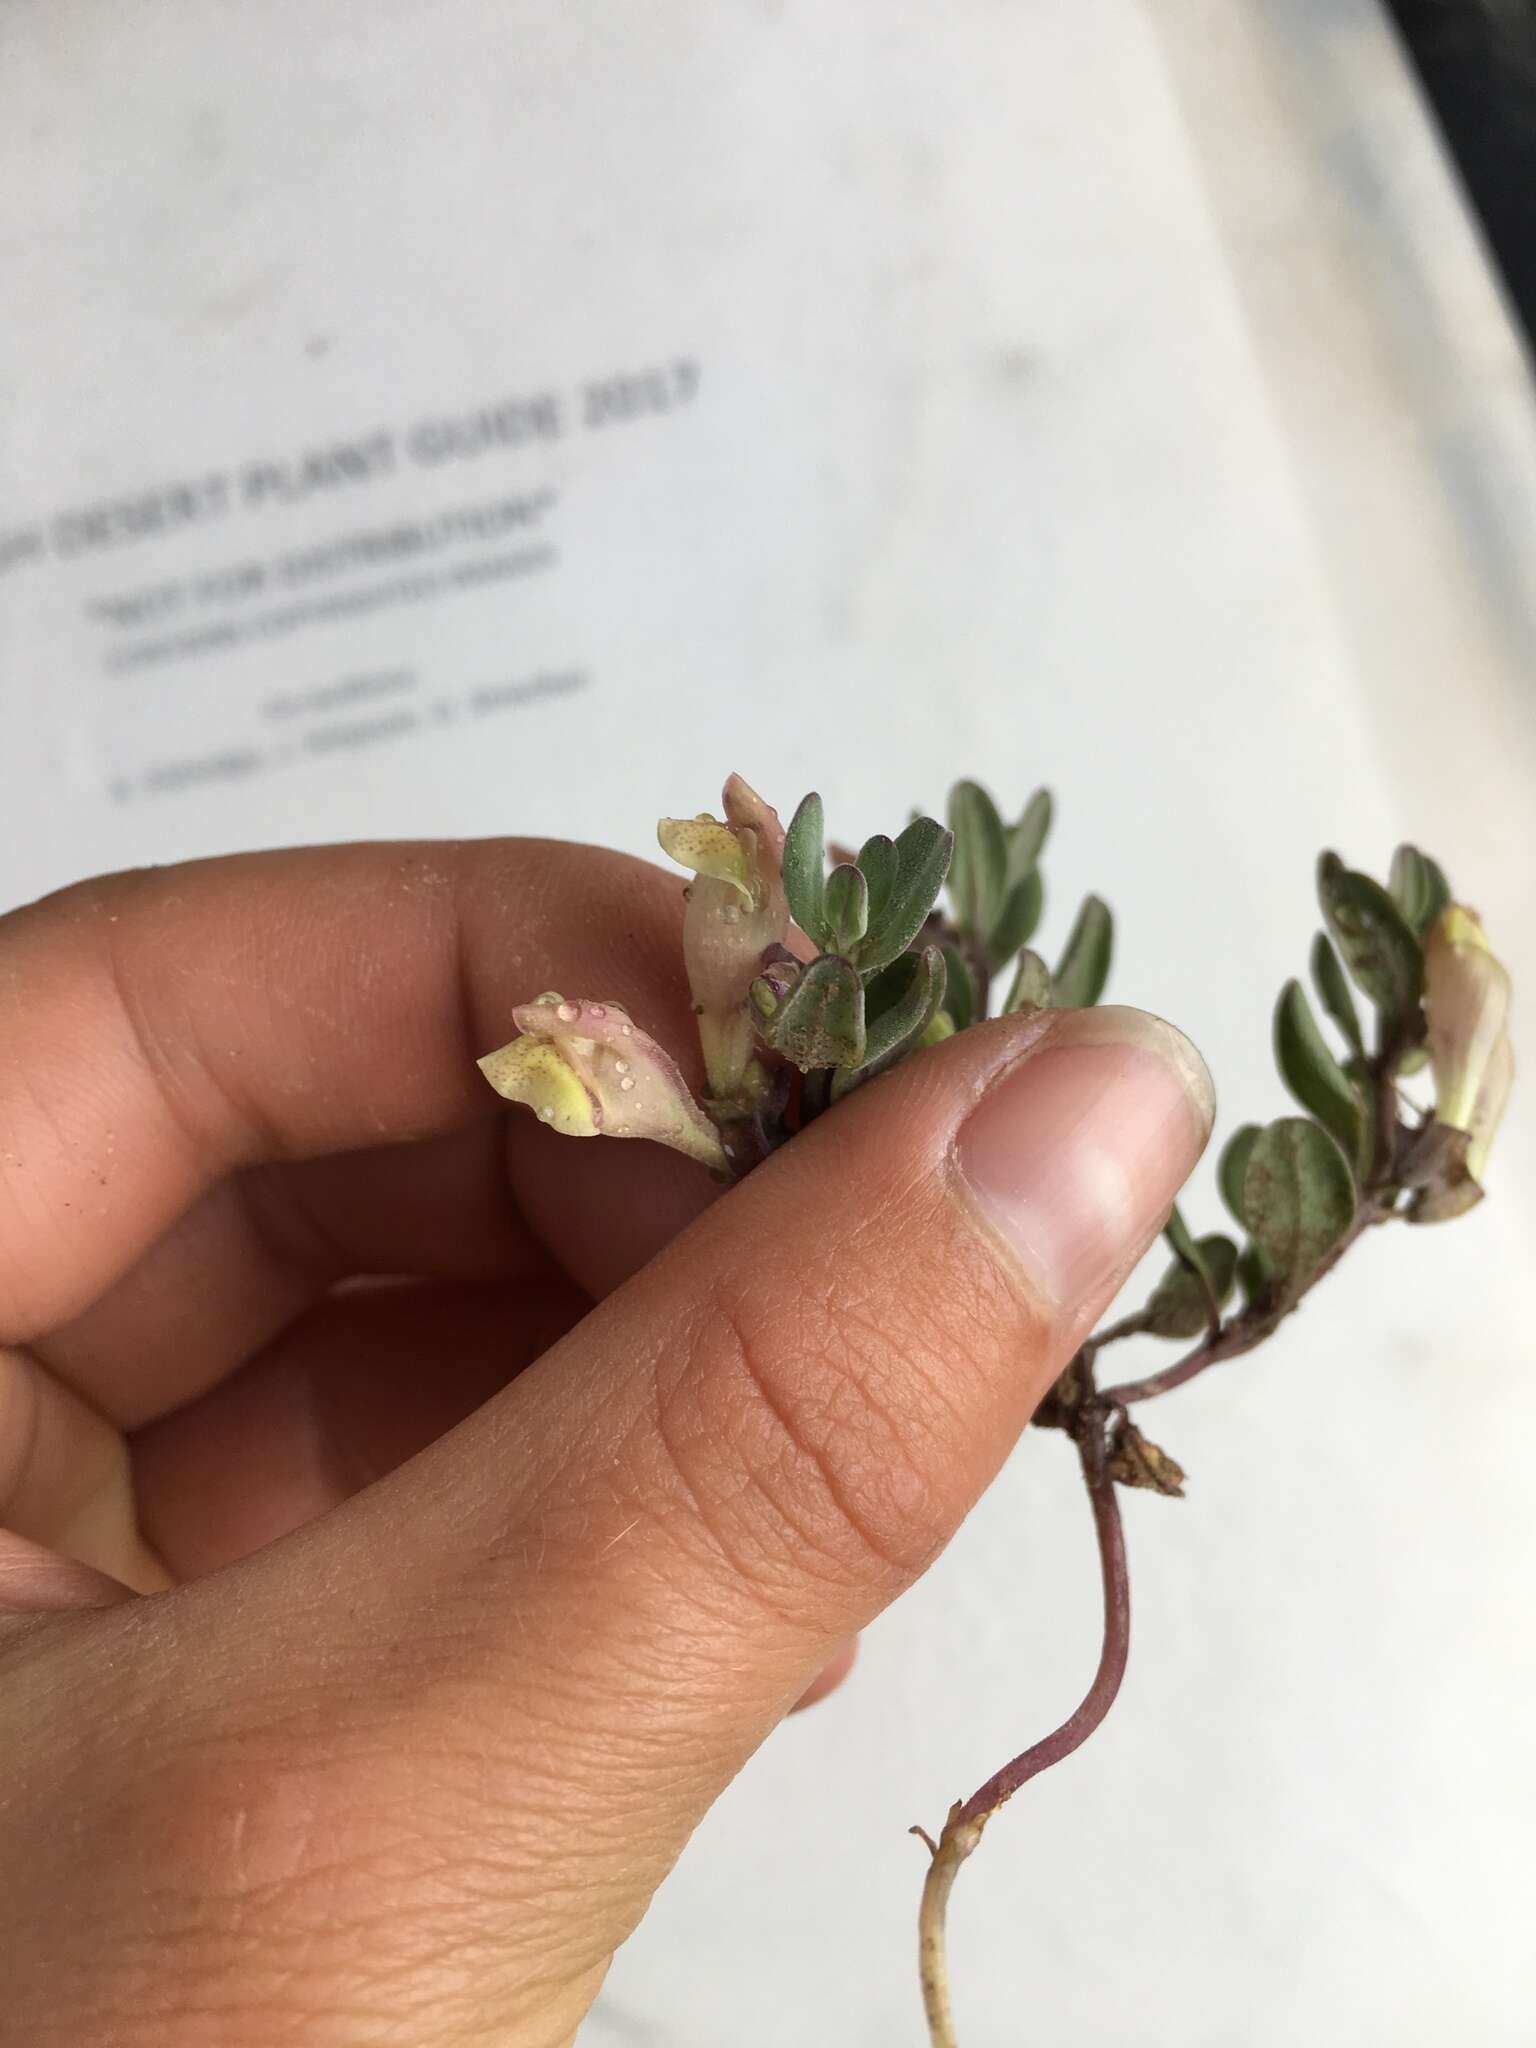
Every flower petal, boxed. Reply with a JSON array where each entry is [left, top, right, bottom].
[[1425, 905, 1512, 1133], [508, 995, 727, 1172], [1467, 1030, 1514, 1185], [657, 816, 752, 903], [477, 1036, 599, 1135]]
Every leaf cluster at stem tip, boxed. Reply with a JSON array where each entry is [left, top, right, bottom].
[[1088, 837, 1490, 1458], [757, 778, 1118, 1107]]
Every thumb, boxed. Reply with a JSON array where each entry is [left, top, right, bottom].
[[34, 1005, 1211, 2044]]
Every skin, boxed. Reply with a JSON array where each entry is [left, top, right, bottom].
[[0, 839, 1201, 2047]]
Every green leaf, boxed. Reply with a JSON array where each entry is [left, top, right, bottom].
[[940, 943, 976, 1032], [1317, 852, 1423, 1046], [1388, 843, 1452, 938], [863, 950, 918, 1026], [1218, 1123, 1261, 1227], [1345, 1055, 1379, 1182], [1052, 895, 1113, 1007], [987, 867, 1044, 970], [823, 863, 869, 954], [1273, 979, 1364, 1169], [1162, 1201, 1203, 1273], [847, 945, 946, 1080], [859, 817, 953, 971], [782, 793, 827, 943], [1309, 932, 1364, 1059], [947, 780, 1009, 939], [1144, 1230, 1239, 1338], [760, 953, 865, 1072], [855, 834, 899, 934], [1008, 788, 1053, 882], [1419, 853, 1451, 931], [1236, 1242, 1275, 1308], [1240, 1117, 1357, 1291], [1002, 947, 1053, 1014]]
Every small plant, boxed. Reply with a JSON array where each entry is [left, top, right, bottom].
[[478, 774, 1511, 2044]]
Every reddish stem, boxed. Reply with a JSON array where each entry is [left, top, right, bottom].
[[956, 1418, 1128, 1826]]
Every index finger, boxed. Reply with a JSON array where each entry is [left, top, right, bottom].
[[0, 838, 700, 1344]]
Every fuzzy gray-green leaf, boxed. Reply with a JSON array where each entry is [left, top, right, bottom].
[[1388, 843, 1452, 938], [1309, 932, 1364, 1058], [940, 943, 976, 1032], [782, 793, 827, 944], [948, 780, 1009, 939], [858, 817, 953, 971], [823, 863, 869, 955], [855, 834, 899, 934], [1218, 1123, 1261, 1227], [760, 953, 865, 1072], [1273, 979, 1364, 1169], [1317, 852, 1423, 1045], [1144, 1231, 1239, 1338], [859, 945, 946, 1073], [1241, 1117, 1357, 1290], [1236, 1242, 1276, 1308], [1003, 948, 1053, 1014], [987, 867, 1044, 971], [1008, 787, 1053, 882], [1052, 895, 1113, 1007]]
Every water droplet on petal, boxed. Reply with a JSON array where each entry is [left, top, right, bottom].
[[620, 1023, 633, 1035], [538, 1106, 556, 1123], [588, 1004, 607, 1018], [614, 1058, 630, 1074], [619, 1075, 636, 1092], [556, 1001, 579, 1022]]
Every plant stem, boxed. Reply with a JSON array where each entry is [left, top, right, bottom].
[[1099, 1194, 1396, 1408], [915, 1410, 1128, 2047], [916, 1805, 987, 2048], [1085, 1308, 1153, 1350]]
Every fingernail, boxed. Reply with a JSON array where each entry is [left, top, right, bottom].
[[956, 1007, 1214, 1315]]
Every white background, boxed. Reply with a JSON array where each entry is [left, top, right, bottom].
[[2, 3, 1534, 2040]]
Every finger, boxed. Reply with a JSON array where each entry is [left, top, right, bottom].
[[92, 1004, 1212, 2040], [0, 1530, 134, 1616], [792, 1637, 858, 1710], [0, 1342, 167, 1589], [0, 836, 708, 1354], [33, 1120, 551, 1430], [128, 1277, 586, 1578]]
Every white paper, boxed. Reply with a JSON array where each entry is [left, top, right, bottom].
[[2, 2, 1534, 2041]]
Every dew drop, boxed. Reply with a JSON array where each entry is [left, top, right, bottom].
[[588, 1004, 607, 1018], [620, 1023, 633, 1035], [614, 1058, 630, 1074], [619, 1075, 636, 1092], [538, 1106, 556, 1123], [556, 1001, 579, 1022]]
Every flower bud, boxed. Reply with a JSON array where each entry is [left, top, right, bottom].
[[1425, 905, 1512, 1142], [478, 994, 726, 1172], [658, 773, 789, 1105]]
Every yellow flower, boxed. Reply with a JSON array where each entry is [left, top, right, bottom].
[[478, 994, 726, 1173], [1424, 904, 1513, 1183]]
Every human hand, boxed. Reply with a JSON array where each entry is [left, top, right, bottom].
[[0, 839, 1210, 2046]]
